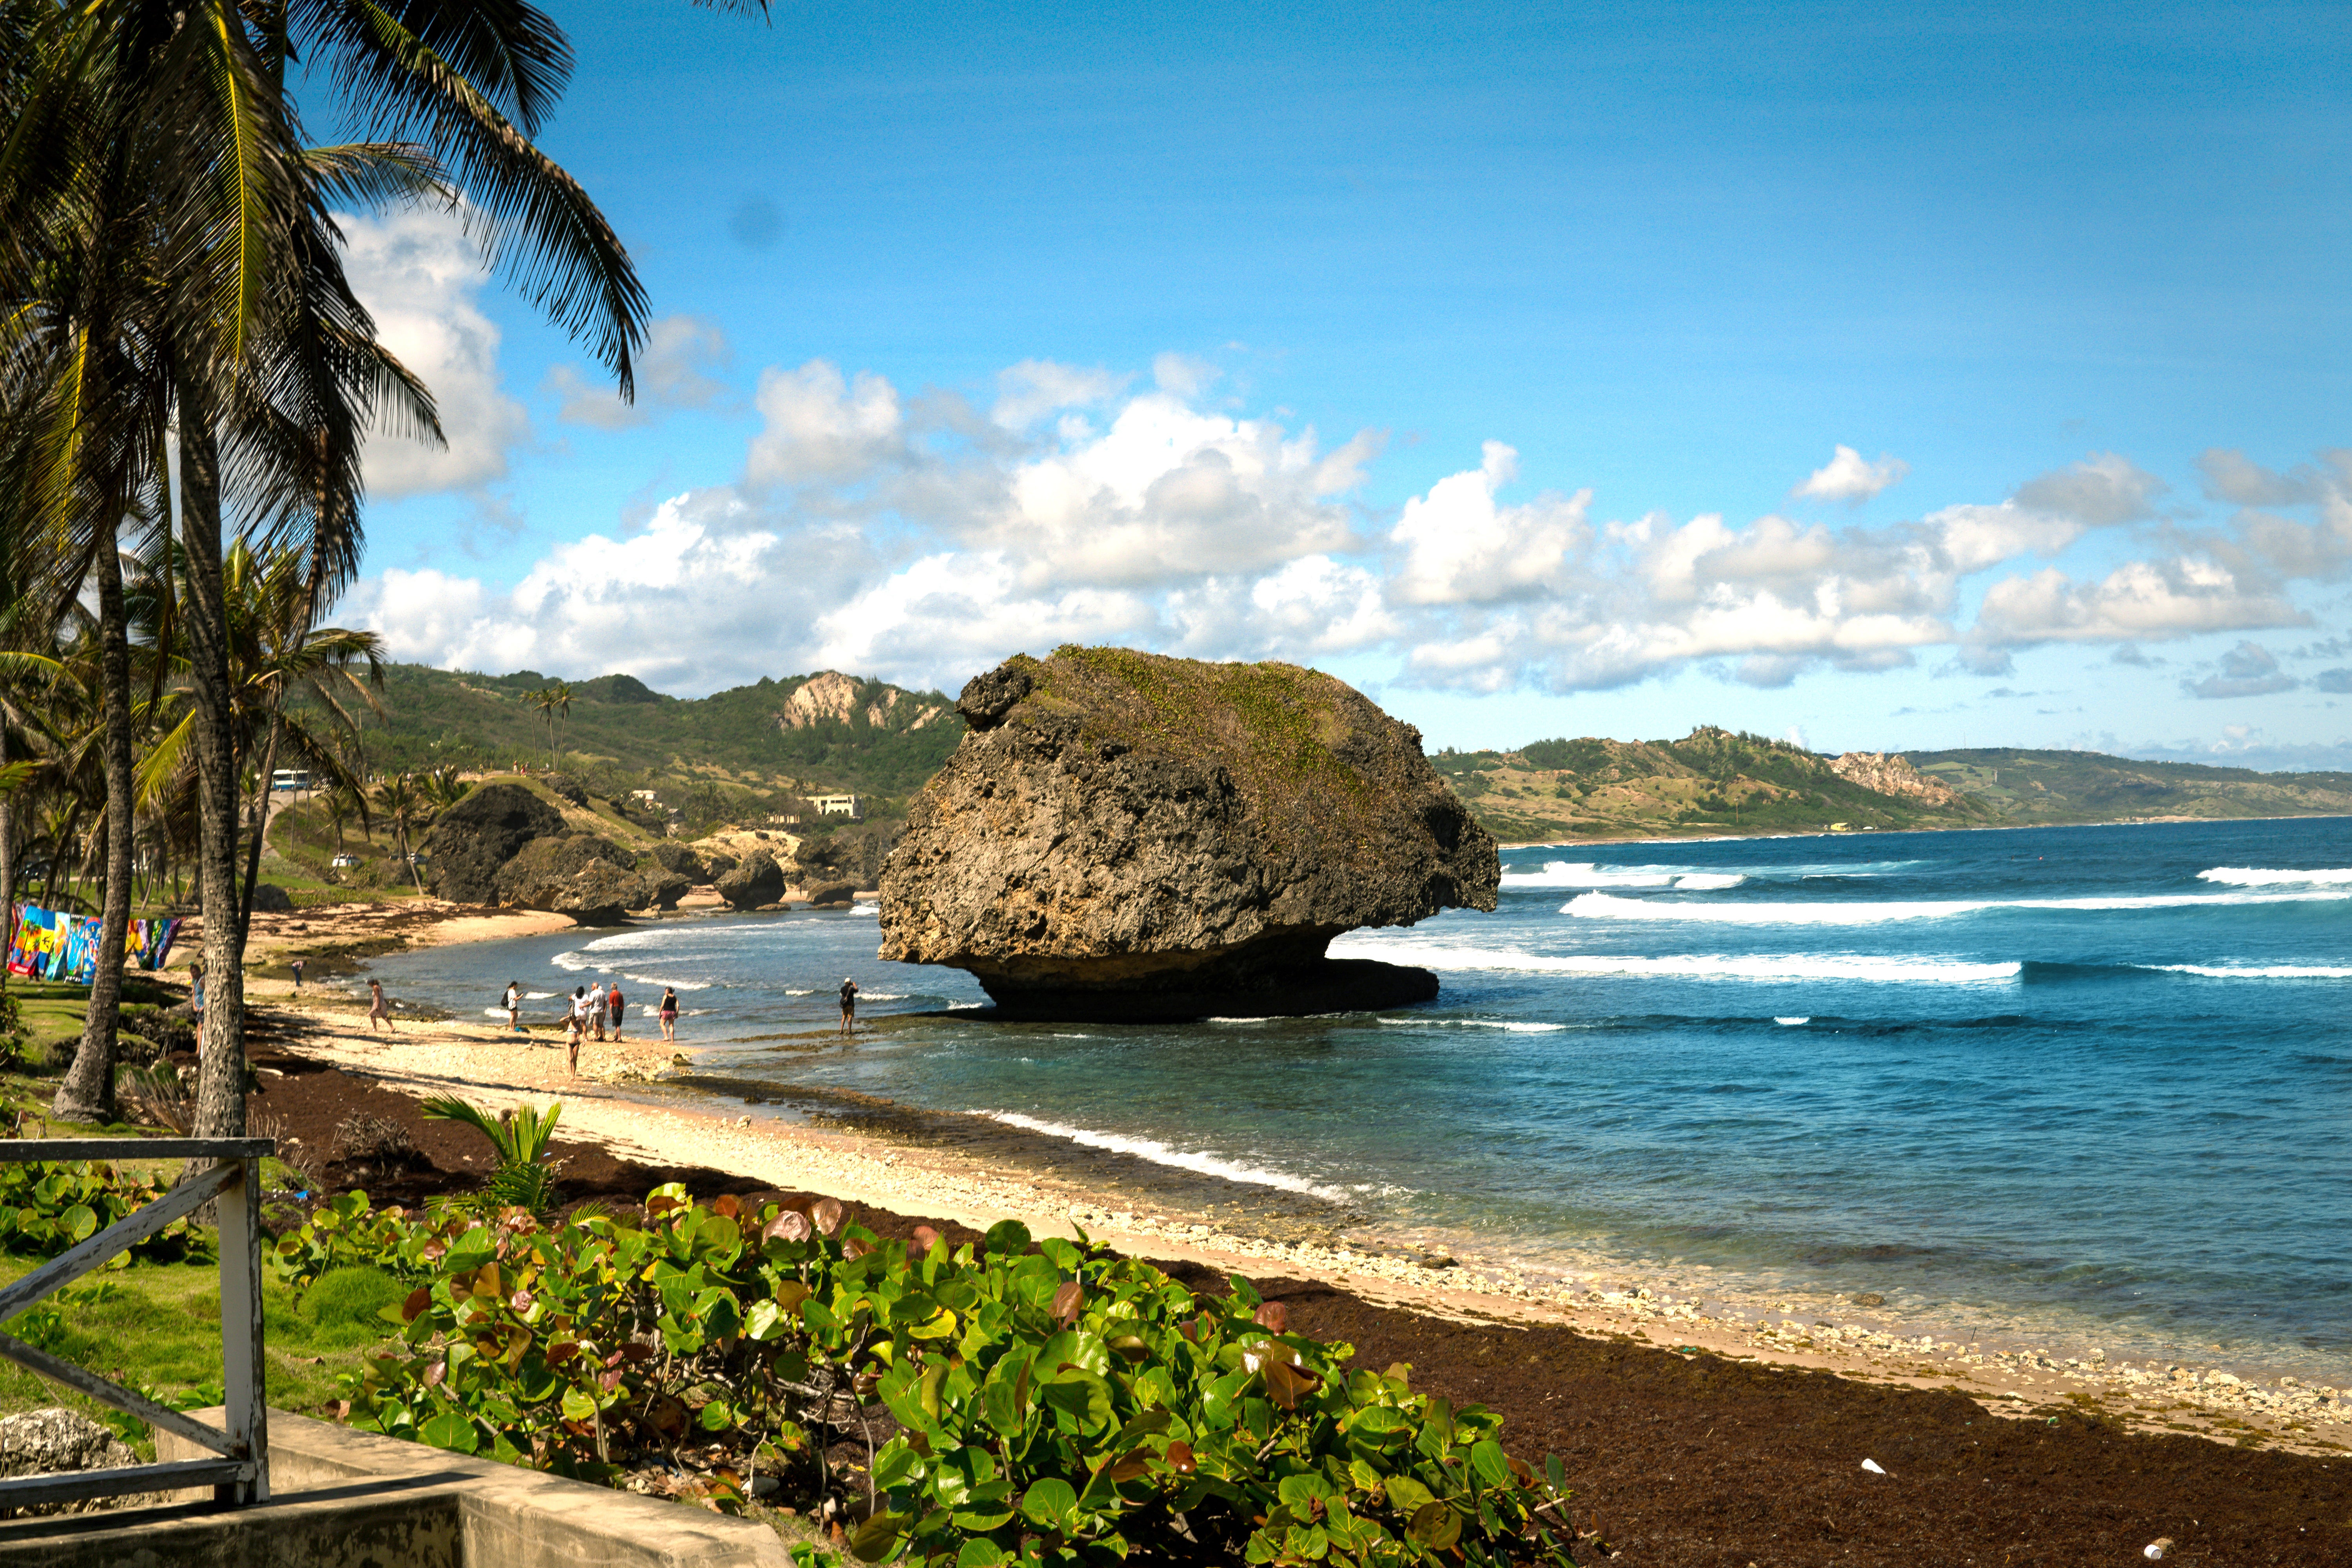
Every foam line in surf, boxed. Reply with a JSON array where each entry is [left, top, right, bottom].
[[1327, 937, 2018, 982], [1376, 1017, 1571, 1032], [2198, 867, 2352, 888], [978, 1112, 1348, 1199], [1561, 889, 2351, 924], [2142, 962, 2352, 979], [1501, 860, 1746, 890]]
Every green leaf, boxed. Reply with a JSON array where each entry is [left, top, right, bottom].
[[560, 1387, 597, 1423], [1383, 1475, 1434, 1515], [983, 1219, 1032, 1257], [1470, 1439, 1510, 1490], [1020, 1477, 1078, 1531], [419, 1412, 478, 1454], [849, 1509, 910, 1563], [1406, 1501, 1459, 1550], [956, 1539, 1007, 1568]]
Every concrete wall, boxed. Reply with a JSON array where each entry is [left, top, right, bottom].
[[0, 1409, 793, 1567]]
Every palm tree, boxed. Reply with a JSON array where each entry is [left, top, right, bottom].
[[322, 784, 360, 853], [6, 0, 768, 1145], [423, 763, 470, 811], [372, 773, 430, 894], [530, 682, 573, 771]]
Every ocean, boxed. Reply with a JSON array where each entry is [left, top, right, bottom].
[[362, 814, 2352, 1381]]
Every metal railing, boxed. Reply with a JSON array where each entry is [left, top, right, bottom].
[[0, 1137, 274, 1512]]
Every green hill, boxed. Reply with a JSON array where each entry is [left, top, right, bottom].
[[338, 664, 962, 805], [1439, 728, 2352, 844]]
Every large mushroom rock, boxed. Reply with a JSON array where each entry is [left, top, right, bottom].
[[633, 869, 693, 910], [649, 840, 708, 883], [494, 833, 641, 924], [421, 783, 566, 904], [716, 849, 788, 909], [879, 648, 1498, 1021]]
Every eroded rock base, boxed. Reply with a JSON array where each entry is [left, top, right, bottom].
[[974, 958, 1439, 1024]]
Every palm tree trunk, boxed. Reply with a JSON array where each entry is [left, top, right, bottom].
[[179, 408, 245, 1140], [56, 533, 134, 1124], [237, 711, 283, 944]]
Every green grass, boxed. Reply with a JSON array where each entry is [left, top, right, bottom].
[[0, 1252, 382, 1455]]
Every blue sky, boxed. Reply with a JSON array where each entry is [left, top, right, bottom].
[[327, 1, 2352, 764]]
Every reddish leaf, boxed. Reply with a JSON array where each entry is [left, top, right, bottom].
[[843, 1238, 871, 1261], [912, 1225, 941, 1251], [1254, 1301, 1289, 1334], [1051, 1281, 1084, 1327], [765, 1210, 811, 1243], [423, 1360, 445, 1389], [1103, 1451, 1151, 1483], [1164, 1440, 1197, 1474], [1262, 1355, 1318, 1410], [712, 1194, 740, 1218], [621, 1343, 658, 1365], [811, 1198, 845, 1236], [401, 1287, 431, 1323]]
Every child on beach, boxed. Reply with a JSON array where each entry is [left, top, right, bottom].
[[607, 983, 625, 1040], [367, 978, 395, 1032], [838, 976, 858, 1037], [503, 980, 523, 1034], [659, 987, 679, 1043]]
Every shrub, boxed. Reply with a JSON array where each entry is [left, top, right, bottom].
[[418, 1096, 564, 1219], [0, 1162, 205, 1263], [281, 1189, 1587, 1565], [332, 1113, 421, 1171]]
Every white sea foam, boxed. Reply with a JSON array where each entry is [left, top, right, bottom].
[[622, 974, 710, 991], [1501, 860, 1746, 891], [2197, 866, 2352, 888], [1376, 1017, 1570, 1033], [1561, 889, 2352, 925], [1206, 1016, 1272, 1024], [1774, 1016, 1811, 1025], [550, 950, 591, 971], [980, 1111, 1347, 1199], [784, 988, 815, 996], [2143, 962, 2352, 979], [524, 991, 555, 1000], [1327, 937, 2018, 983]]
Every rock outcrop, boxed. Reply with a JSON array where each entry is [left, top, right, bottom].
[[648, 841, 707, 883], [879, 648, 1498, 1021], [717, 849, 788, 909], [635, 870, 692, 909], [494, 833, 639, 924], [1831, 751, 1965, 807], [421, 783, 566, 903]]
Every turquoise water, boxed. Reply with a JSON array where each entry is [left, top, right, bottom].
[[365, 815, 2352, 1375]]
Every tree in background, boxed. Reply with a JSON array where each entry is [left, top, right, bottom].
[[372, 773, 429, 895], [529, 683, 572, 771]]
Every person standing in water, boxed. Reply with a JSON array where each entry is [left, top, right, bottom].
[[659, 987, 679, 1043], [503, 980, 523, 1034], [838, 976, 858, 1037], [367, 978, 396, 1032]]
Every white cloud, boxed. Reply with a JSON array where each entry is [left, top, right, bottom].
[[1390, 442, 1590, 606], [1970, 557, 2305, 650], [2010, 452, 2165, 525], [340, 205, 529, 497], [1793, 444, 1908, 503], [991, 360, 1122, 430], [2183, 640, 2298, 700], [745, 360, 906, 486]]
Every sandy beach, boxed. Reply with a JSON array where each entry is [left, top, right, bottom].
[[223, 897, 2350, 1463]]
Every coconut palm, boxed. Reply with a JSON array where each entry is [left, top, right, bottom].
[[529, 682, 572, 770], [423, 763, 470, 811], [371, 772, 430, 894]]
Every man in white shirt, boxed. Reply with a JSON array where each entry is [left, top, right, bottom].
[[590, 979, 609, 1041]]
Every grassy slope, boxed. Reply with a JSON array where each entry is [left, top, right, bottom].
[[340, 664, 962, 800], [1446, 729, 2352, 843], [1441, 728, 1996, 843]]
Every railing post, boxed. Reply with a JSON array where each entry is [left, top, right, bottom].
[[214, 1154, 270, 1503]]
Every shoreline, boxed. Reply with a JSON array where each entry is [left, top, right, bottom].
[[1491, 808, 2352, 851], [242, 898, 2350, 1458]]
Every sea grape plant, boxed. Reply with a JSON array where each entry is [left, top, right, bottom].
[[0, 1160, 206, 1261], [275, 1187, 1586, 1566]]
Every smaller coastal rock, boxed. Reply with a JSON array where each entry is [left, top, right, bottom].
[[249, 883, 294, 913], [539, 772, 590, 807], [648, 841, 707, 883], [717, 849, 787, 909], [421, 783, 567, 903], [635, 870, 692, 910], [806, 880, 858, 908], [495, 833, 639, 924]]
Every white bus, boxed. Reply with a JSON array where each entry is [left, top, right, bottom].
[[269, 769, 313, 792]]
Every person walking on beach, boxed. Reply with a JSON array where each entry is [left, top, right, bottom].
[[607, 982, 626, 1041], [190, 964, 206, 1044], [290, 956, 305, 992], [838, 976, 858, 1037], [503, 980, 523, 1034], [367, 978, 395, 1032], [566, 985, 590, 1073], [591, 979, 608, 1042], [658, 986, 679, 1044]]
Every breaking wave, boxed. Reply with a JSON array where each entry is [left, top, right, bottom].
[[1562, 889, 2352, 925], [2140, 962, 2352, 979], [1327, 938, 2019, 983], [2198, 867, 2352, 888], [1501, 860, 1746, 890], [977, 1112, 1349, 1200]]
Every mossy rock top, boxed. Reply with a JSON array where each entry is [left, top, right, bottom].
[[880, 648, 1498, 990]]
